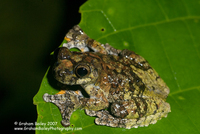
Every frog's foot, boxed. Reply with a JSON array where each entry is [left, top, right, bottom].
[[43, 90, 83, 127], [63, 25, 121, 55], [94, 110, 121, 128], [85, 109, 98, 116], [63, 25, 89, 52], [94, 110, 139, 129]]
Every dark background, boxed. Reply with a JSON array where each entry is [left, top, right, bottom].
[[0, 0, 86, 133]]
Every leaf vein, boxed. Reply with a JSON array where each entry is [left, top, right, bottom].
[[169, 85, 200, 96], [180, 0, 191, 16], [95, 16, 200, 41], [170, 95, 200, 133], [183, 19, 200, 59], [154, 25, 181, 90], [155, 0, 169, 21], [100, 10, 116, 31]]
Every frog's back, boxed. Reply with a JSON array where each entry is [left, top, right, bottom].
[[96, 49, 169, 101]]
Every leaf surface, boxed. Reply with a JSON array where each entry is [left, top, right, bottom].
[[34, 0, 200, 133]]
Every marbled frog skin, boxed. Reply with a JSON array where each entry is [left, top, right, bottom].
[[43, 25, 171, 129]]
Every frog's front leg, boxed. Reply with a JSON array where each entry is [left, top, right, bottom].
[[43, 90, 83, 127], [63, 25, 90, 52], [63, 25, 121, 55], [43, 87, 109, 127], [81, 84, 109, 111]]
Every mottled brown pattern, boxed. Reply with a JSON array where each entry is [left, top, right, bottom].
[[43, 25, 171, 129]]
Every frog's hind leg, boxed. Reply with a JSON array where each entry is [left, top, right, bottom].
[[94, 110, 135, 129], [94, 110, 156, 129], [85, 110, 133, 128], [95, 98, 170, 129]]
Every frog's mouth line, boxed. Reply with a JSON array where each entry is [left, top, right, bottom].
[[57, 82, 90, 98]]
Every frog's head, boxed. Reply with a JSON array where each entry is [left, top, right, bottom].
[[53, 47, 100, 85]]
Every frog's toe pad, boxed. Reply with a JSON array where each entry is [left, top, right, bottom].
[[43, 93, 51, 102], [61, 119, 70, 127]]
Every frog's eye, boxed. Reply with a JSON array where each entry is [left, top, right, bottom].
[[75, 64, 91, 78]]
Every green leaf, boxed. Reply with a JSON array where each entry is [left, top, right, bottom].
[[34, 0, 200, 133]]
